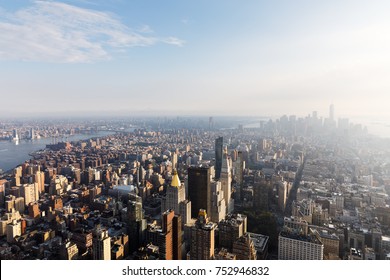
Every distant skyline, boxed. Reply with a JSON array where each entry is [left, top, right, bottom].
[[1, 0, 390, 118]]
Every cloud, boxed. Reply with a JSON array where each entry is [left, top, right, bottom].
[[0, 1, 184, 63], [162, 37, 186, 47]]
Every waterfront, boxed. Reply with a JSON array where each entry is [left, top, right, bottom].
[[0, 131, 114, 172]]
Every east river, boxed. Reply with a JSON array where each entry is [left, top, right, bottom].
[[0, 131, 114, 173]]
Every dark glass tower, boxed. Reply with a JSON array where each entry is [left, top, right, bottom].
[[215, 136, 223, 179], [188, 166, 211, 218]]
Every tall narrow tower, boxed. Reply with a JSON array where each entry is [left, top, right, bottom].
[[215, 137, 223, 179], [220, 153, 233, 214], [329, 104, 335, 122]]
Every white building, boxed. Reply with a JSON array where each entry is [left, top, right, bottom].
[[278, 231, 323, 260]]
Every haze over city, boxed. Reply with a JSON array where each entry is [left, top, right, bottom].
[[1, 0, 390, 118], [2, 0, 390, 265]]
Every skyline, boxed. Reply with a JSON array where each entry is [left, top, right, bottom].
[[1, 0, 390, 118]]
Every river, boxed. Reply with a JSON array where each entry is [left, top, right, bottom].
[[0, 131, 115, 173]]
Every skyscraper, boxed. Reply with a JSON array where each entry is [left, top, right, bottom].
[[161, 170, 191, 225], [218, 214, 247, 251], [215, 137, 223, 179], [190, 210, 216, 260], [127, 194, 146, 252], [329, 104, 335, 121], [220, 153, 233, 214], [209, 180, 226, 223], [188, 166, 211, 219], [161, 210, 174, 260]]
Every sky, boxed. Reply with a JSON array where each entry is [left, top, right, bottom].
[[1, 0, 390, 119]]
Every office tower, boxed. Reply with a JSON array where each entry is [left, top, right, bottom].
[[12, 129, 19, 141], [190, 210, 216, 260], [253, 173, 270, 211], [215, 137, 223, 179], [29, 128, 35, 140], [209, 117, 214, 130], [161, 170, 191, 225], [218, 214, 247, 251], [278, 217, 323, 260], [172, 214, 182, 260], [145, 210, 182, 260], [277, 181, 287, 212], [235, 151, 245, 186], [172, 152, 178, 170], [161, 210, 174, 260], [220, 153, 233, 214], [329, 104, 334, 121], [127, 194, 146, 252], [93, 228, 111, 260], [161, 210, 182, 260], [209, 181, 226, 223], [188, 166, 211, 219]]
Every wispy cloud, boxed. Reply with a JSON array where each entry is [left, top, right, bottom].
[[162, 37, 186, 47], [0, 1, 184, 63]]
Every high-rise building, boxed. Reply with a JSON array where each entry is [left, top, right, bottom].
[[188, 166, 211, 219], [126, 194, 147, 253], [232, 233, 257, 260], [0, 179, 6, 208], [329, 104, 335, 121], [172, 152, 178, 170], [21, 183, 39, 206], [218, 214, 247, 251], [161, 210, 174, 260], [209, 117, 214, 130], [172, 214, 182, 260], [277, 181, 287, 212], [145, 210, 183, 260], [189, 210, 216, 260], [215, 137, 223, 179], [253, 173, 270, 211], [161, 170, 191, 225], [220, 153, 233, 214], [6, 220, 21, 243], [34, 171, 45, 194], [92, 228, 111, 260], [209, 181, 226, 223]]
